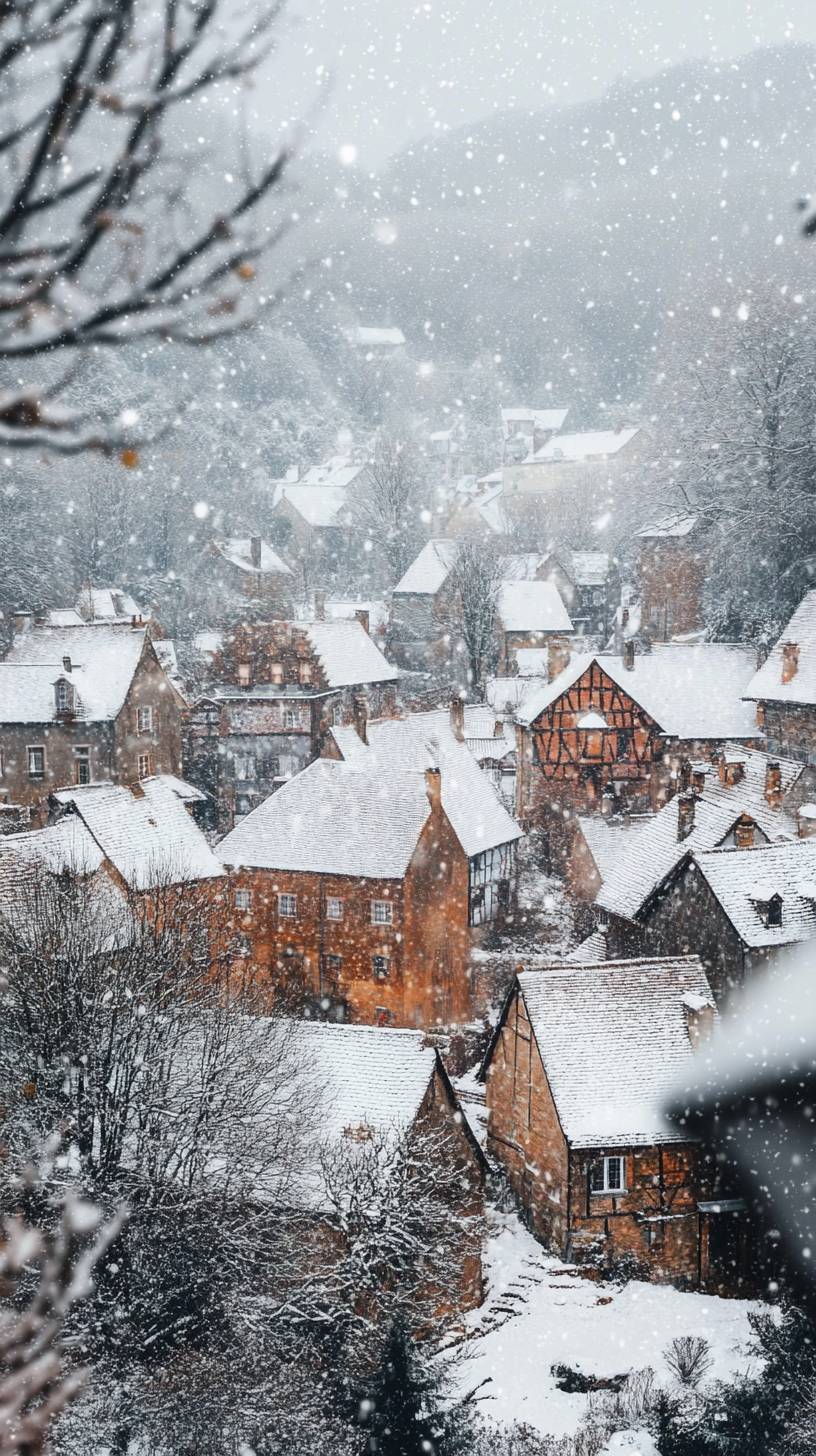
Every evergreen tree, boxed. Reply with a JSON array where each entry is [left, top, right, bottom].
[[359, 1322, 474, 1456]]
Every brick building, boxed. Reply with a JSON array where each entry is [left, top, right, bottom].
[[743, 589, 816, 764], [184, 617, 399, 833], [285, 1021, 486, 1313], [514, 642, 759, 852], [637, 514, 705, 641], [0, 618, 184, 814], [496, 580, 572, 676], [217, 751, 522, 1027], [482, 959, 749, 1288]]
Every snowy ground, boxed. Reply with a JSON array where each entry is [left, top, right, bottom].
[[458, 1213, 762, 1438]]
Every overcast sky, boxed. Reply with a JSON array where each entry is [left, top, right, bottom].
[[265, 0, 816, 164]]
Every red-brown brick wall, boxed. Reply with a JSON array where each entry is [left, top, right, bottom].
[[640, 539, 705, 641]]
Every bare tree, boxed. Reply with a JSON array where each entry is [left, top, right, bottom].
[[350, 427, 430, 584], [447, 536, 504, 692], [0, 1, 301, 452]]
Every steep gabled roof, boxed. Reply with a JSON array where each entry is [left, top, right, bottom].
[[303, 619, 398, 688], [75, 584, 143, 621], [0, 622, 151, 723], [595, 746, 803, 922], [51, 776, 223, 890], [637, 514, 700, 540], [212, 537, 292, 576], [498, 580, 572, 634], [393, 538, 458, 596], [693, 838, 816, 949], [289, 1022, 436, 1140], [744, 590, 816, 706], [0, 817, 132, 944], [275, 485, 350, 529], [516, 957, 715, 1148]]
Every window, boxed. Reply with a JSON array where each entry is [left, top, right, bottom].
[[299, 662, 312, 685], [234, 888, 252, 911], [371, 899, 393, 925], [137, 752, 152, 779], [372, 955, 390, 981], [136, 705, 154, 734], [238, 662, 251, 687], [331, 704, 344, 726], [27, 746, 45, 780], [74, 747, 91, 785], [235, 755, 256, 781], [270, 662, 284, 685], [590, 1156, 626, 1195], [232, 932, 251, 958], [375, 1006, 393, 1027], [326, 897, 344, 921], [283, 709, 298, 730], [55, 679, 73, 714], [278, 893, 297, 918], [321, 953, 342, 988]]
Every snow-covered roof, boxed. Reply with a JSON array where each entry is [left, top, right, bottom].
[[346, 325, 405, 349], [393, 538, 458, 596], [637, 514, 700, 540], [566, 929, 610, 964], [533, 428, 639, 464], [501, 406, 569, 433], [595, 746, 804, 923], [577, 816, 642, 889], [693, 838, 816, 949], [743, 590, 816, 706], [75, 584, 143, 621], [288, 1022, 435, 1141], [501, 553, 546, 581], [0, 817, 131, 943], [221, 745, 520, 878], [318, 599, 389, 635], [51, 776, 223, 890], [475, 483, 507, 534], [515, 649, 550, 677], [499, 581, 572, 634], [303, 619, 398, 688], [517, 644, 759, 740], [212, 538, 292, 576], [43, 608, 84, 627], [570, 550, 612, 586], [300, 456, 367, 491], [328, 718, 522, 855], [276, 484, 350, 529], [0, 622, 150, 723], [516, 957, 716, 1148]]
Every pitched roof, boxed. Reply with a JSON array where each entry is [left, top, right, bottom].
[[743, 590, 816, 706], [517, 644, 759, 739], [516, 957, 715, 1148], [594, 747, 803, 922], [0, 817, 132, 943], [329, 710, 521, 854], [303, 619, 398, 688], [501, 406, 569, 433], [637, 514, 700, 540], [276, 484, 350, 529], [300, 456, 367, 490], [499, 581, 572, 634], [532, 427, 639, 463], [75, 584, 143, 621], [693, 838, 816, 949], [0, 622, 150, 723], [288, 1022, 435, 1141], [393, 539, 458, 596], [220, 746, 520, 878], [212, 538, 292, 576], [51, 776, 223, 890]]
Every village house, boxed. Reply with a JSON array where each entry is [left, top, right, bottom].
[[217, 749, 522, 1028], [609, 835, 816, 1004], [284, 1020, 486, 1314], [0, 812, 133, 940], [195, 537, 294, 621], [502, 427, 644, 498], [637, 514, 706, 641], [75, 583, 144, 623], [388, 539, 460, 672], [0, 617, 185, 815], [270, 457, 365, 573], [501, 406, 569, 462], [184, 616, 399, 834], [481, 958, 750, 1289], [743, 589, 816, 764], [514, 642, 759, 859], [537, 550, 620, 641], [496, 581, 573, 676]]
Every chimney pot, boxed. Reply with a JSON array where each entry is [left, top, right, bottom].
[[250, 536, 262, 570], [622, 638, 635, 671], [12, 610, 33, 635], [62, 655, 72, 674], [355, 608, 370, 636], [765, 759, 783, 810], [494, 718, 505, 739], [683, 994, 715, 1050], [450, 694, 465, 743], [734, 813, 756, 850], [798, 803, 816, 839], [781, 641, 800, 684], [677, 791, 695, 841]]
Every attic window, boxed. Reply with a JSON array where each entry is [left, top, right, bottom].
[[55, 679, 73, 714], [750, 883, 784, 927]]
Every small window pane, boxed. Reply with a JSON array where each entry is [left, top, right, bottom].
[[326, 897, 343, 921], [278, 893, 297, 918]]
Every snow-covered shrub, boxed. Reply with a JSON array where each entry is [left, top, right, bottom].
[[664, 1335, 713, 1388]]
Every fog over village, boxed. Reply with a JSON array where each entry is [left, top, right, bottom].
[[2, 3, 816, 1454]]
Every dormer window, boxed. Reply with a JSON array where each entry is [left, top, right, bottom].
[[55, 678, 73, 714], [750, 882, 784, 927]]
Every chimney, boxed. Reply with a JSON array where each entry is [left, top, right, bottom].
[[677, 792, 695, 841], [781, 641, 799, 684], [425, 765, 442, 812], [622, 638, 635, 671], [601, 787, 616, 819], [720, 755, 745, 788], [355, 608, 371, 636], [683, 993, 715, 1051], [494, 718, 505, 738], [12, 610, 32, 635], [62, 655, 72, 674], [734, 813, 756, 850], [765, 759, 783, 810], [678, 759, 692, 793], [353, 693, 369, 745], [692, 766, 707, 797], [450, 694, 465, 743], [314, 590, 326, 621], [547, 639, 571, 682], [250, 536, 262, 570], [798, 803, 816, 839]]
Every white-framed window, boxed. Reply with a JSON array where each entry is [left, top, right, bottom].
[[371, 899, 393, 925], [137, 752, 152, 779], [55, 679, 73, 713], [234, 888, 252, 911], [278, 893, 297, 919], [136, 705, 154, 734], [326, 896, 344, 921], [299, 661, 312, 685], [235, 754, 256, 781], [74, 746, 91, 785], [283, 709, 298, 730], [238, 662, 251, 687], [590, 1155, 626, 1195], [372, 955, 390, 981], [27, 746, 45, 780]]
